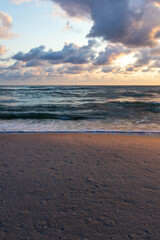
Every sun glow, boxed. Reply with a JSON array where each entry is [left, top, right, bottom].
[[114, 53, 137, 67]]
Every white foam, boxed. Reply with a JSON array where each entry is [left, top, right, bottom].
[[0, 119, 160, 136]]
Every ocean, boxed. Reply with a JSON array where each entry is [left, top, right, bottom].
[[0, 85, 160, 135]]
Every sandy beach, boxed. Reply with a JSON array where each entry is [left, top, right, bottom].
[[0, 133, 160, 240]]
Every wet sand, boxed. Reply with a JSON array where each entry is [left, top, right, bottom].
[[0, 133, 160, 240]]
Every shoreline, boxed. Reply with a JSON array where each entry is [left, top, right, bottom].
[[0, 133, 160, 239], [0, 131, 160, 137]]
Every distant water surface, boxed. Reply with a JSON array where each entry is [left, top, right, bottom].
[[0, 85, 160, 134]]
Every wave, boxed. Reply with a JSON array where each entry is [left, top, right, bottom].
[[110, 101, 160, 105], [0, 86, 160, 123], [0, 113, 87, 120], [0, 100, 159, 120], [0, 130, 160, 136]]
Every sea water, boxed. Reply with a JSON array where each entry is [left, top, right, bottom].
[[0, 85, 160, 135]]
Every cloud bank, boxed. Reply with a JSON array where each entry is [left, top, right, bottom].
[[2, 0, 160, 84], [10, 41, 160, 74], [13, 40, 96, 65]]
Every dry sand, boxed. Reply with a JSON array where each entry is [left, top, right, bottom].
[[0, 133, 160, 240]]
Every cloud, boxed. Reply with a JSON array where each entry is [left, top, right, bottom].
[[151, 46, 160, 56], [134, 49, 151, 67], [10, 0, 160, 48], [153, 0, 160, 8], [154, 30, 160, 39], [13, 40, 96, 65], [51, 0, 160, 48], [102, 66, 115, 73], [126, 66, 134, 72], [13, 45, 46, 62], [151, 60, 160, 68], [11, 0, 32, 4], [52, 0, 91, 20], [94, 43, 130, 65], [8, 61, 25, 70], [133, 45, 160, 69], [63, 21, 72, 31], [0, 67, 49, 82], [0, 45, 7, 56], [63, 21, 81, 33], [0, 11, 17, 39], [57, 65, 84, 74], [10, 40, 160, 79]]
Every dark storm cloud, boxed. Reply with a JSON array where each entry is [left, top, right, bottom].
[[13, 40, 96, 65], [51, 0, 160, 47]]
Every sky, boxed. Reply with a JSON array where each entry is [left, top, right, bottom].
[[0, 0, 160, 85]]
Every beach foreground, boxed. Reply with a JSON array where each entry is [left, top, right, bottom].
[[0, 134, 160, 240]]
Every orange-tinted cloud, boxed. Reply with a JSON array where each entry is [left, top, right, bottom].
[[0, 11, 17, 39], [0, 45, 6, 55], [11, 0, 32, 4]]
